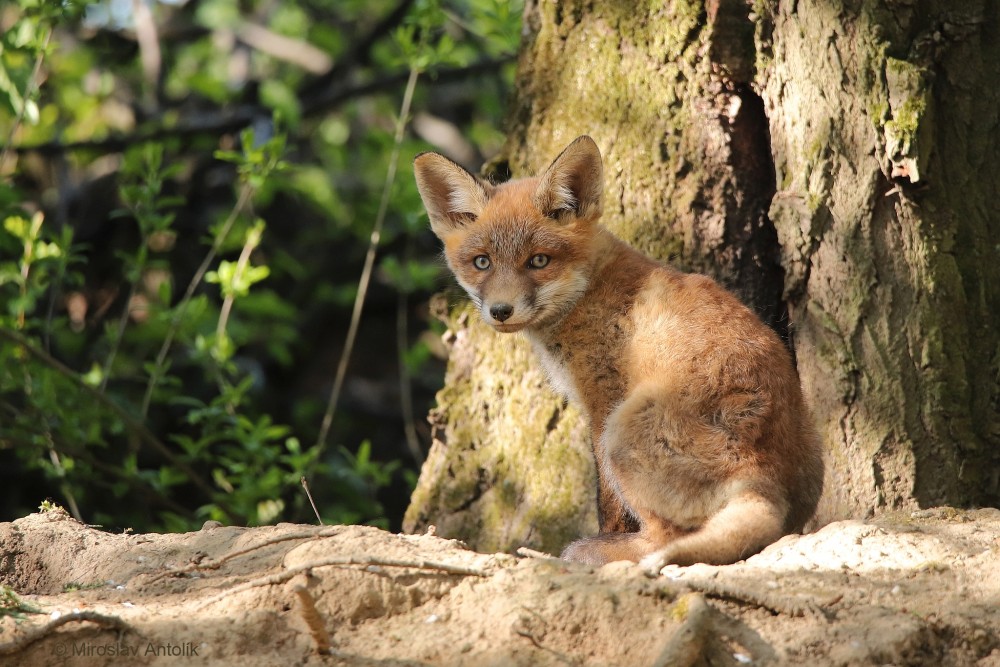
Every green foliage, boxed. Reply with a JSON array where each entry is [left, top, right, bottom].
[[0, 0, 522, 532], [0, 585, 43, 621]]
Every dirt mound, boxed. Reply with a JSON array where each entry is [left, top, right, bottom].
[[0, 507, 998, 666]]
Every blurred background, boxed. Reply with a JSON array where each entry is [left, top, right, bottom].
[[0, 0, 522, 532]]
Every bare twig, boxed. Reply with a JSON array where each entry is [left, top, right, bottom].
[[313, 66, 419, 456], [515, 547, 557, 560], [100, 281, 137, 393], [301, 477, 324, 525], [54, 439, 195, 518], [0, 611, 132, 656], [396, 239, 424, 466], [196, 554, 486, 608], [46, 446, 82, 522]]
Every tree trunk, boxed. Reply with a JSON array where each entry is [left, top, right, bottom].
[[404, 0, 1000, 552]]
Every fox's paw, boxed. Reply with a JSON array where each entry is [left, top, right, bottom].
[[639, 550, 670, 577], [560, 538, 608, 565]]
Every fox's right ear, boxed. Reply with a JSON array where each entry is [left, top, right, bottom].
[[413, 152, 492, 237]]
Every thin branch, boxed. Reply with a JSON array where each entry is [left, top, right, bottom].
[[236, 22, 332, 74], [13, 105, 260, 156], [132, 0, 162, 97], [301, 476, 324, 525], [297, 0, 415, 101], [300, 57, 513, 116], [515, 547, 558, 560], [0, 327, 235, 519], [100, 281, 137, 393], [396, 239, 424, 466], [11, 59, 514, 157], [313, 66, 419, 457], [141, 183, 253, 418], [47, 433, 196, 518], [47, 445, 83, 522], [0, 26, 51, 171], [215, 220, 259, 345], [2, 398, 195, 518]]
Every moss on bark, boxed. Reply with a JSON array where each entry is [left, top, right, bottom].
[[764, 0, 1000, 519], [406, 0, 1000, 549]]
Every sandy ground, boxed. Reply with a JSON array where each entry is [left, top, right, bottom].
[[0, 506, 998, 666]]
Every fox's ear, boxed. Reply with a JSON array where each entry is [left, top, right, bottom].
[[413, 152, 492, 237], [534, 135, 603, 222]]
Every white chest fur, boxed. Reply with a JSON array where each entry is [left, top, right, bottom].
[[527, 334, 580, 405]]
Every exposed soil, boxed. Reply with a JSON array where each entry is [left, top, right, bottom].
[[0, 506, 998, 666]]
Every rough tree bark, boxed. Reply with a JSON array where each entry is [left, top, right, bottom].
[[404, 0, 1000, 552]]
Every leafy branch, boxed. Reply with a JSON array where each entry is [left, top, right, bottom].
[[0, 327, 234, 518], [11, 58, 513, 157]]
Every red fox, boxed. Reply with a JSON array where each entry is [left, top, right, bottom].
[[413, 136, 824, 571]]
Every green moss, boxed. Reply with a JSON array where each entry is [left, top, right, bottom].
[[884, 96, 926, 147], [669, 593, 694, 621]]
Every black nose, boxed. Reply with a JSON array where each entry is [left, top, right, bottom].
[[490, 303, 514, 322]]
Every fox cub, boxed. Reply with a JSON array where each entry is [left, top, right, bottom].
[[413, 136, 823, 571]]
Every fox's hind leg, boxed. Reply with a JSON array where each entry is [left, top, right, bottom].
[[560, 520, 689, 565], [597, 383, 787, 568], [637, 492, 786, 572]]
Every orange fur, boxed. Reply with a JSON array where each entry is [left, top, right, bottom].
[[413, 136, 823, 570]]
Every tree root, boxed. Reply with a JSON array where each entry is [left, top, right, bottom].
[[678, 577, 828, 619], [141, 528, 344, 586], [286, 575, 332, 654], [0, 611, 132, 656], [651, 593, 712, 667], [196, 555, 487, 609]]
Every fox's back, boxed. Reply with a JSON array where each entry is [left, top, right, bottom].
[[538, 236, 820, 526]]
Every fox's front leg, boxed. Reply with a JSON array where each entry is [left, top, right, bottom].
[[592, 426, 640, 534]]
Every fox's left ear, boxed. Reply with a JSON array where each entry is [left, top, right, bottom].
[[534, 135, 603, 222]]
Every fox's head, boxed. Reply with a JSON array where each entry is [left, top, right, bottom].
[[413, 135, 604, 333]]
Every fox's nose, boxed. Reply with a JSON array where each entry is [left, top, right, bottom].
[[490, 303, 514, 322]]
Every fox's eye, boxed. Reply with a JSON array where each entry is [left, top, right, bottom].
[[473, 255, 491, 270], [528, 254, 550, 269]]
